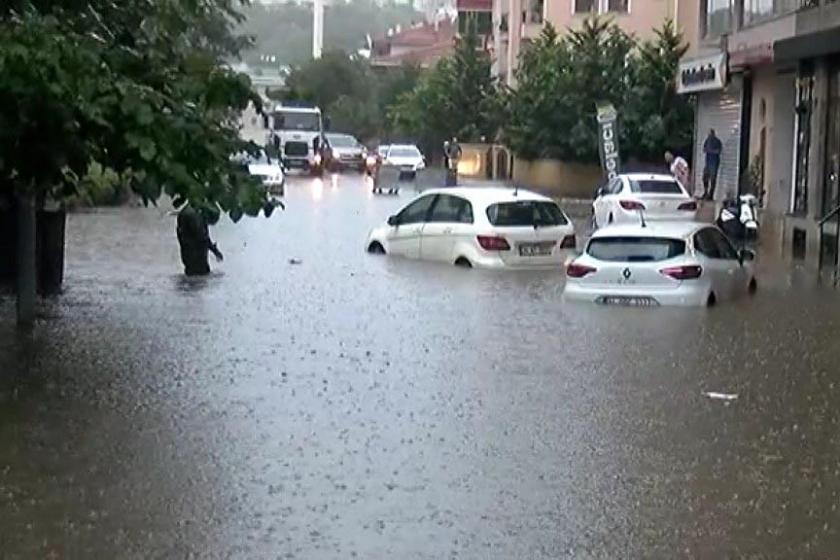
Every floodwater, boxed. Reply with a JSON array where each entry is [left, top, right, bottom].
[[2, 174, 840, 558]]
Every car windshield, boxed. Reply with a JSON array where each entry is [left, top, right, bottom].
[[389, 147, 421, 158], [485, 201, 568, 227], [273, 111, 320, 131], [587, 237, 686, 262], [327, 135, 357, 147], [629, 179, 683, 194]]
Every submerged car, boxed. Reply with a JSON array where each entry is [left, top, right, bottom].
[[563, 221, 757, 307], [326, 133, 366, 172], [235, 151, 285, 196], [592, 173, 697, 228], [366, 187, 576, 268]]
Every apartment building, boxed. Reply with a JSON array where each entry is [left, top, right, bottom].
[[679, 0, 840, 269], [494, 0, 699, 84]]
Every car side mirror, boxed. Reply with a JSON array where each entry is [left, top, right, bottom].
[[387, 215, 399, 227], [739, 248, 755, 264]]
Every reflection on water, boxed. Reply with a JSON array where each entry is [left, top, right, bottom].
[[1, 176, 840, 558]]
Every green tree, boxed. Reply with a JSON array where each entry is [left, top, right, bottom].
[[389, 29, 498, 155], [623, 20, 692, 163], [0, 0, 271, 324]]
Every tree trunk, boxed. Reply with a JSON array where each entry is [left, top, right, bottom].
[[16, 193, 36, 327]]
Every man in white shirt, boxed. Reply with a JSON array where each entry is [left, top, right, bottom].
[[665, 151, 692, 196]]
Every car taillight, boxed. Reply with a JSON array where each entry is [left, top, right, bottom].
[[566, 262, 597, 278], [659, 265, 702, 280], [619, 200, 646, 211], [476, 235, 511, 251], [678, 201, 698, 211], [559, 234, 576, 249]]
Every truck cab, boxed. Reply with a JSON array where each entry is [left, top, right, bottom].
[[266, 104, 328, 176]]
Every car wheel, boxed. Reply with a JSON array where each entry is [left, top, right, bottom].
[[367, 241, 386, 254], [706, 292, 717, 307], [748, 277, 758, 294], [454, 257, 472, 268]]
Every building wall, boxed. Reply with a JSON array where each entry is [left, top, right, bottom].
[[544, 0, 680, 40], [512, 158, 602, 198]]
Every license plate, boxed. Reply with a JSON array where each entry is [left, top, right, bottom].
[[597, 295, 659, 306], [518, 242, 554, 257]]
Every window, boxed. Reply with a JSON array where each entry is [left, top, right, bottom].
[[428, 195, 473, 224], [272, 111, 320, 132], [608, 178, 624, 194], [397, 195, 436, 225], [705, 0, 732, 37], [574, 0, 627, 14], [607, 0, 629, 12], [587, 237, 686, 262], [743, 0, 798, 25], [793, 65, 814, 214], [694, 228, 737, 259], [486, 201, 569, 227], [527, 0, 545, 22], [574, 0, 597, 13], [629, 179, 684, 194], [708, 229, 740, 260], [388, 146, 422, 158]]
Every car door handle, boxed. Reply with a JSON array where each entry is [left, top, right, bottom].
[[443, 227, 453, 234]]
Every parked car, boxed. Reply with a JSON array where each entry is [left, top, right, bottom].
[[563, 221, 757, 307], [236, 151, 285, 196], [592, 173, 697, 228], [326, 133, 366, 172], [366, 187, 576, 268], [383, 144, 425, 180]]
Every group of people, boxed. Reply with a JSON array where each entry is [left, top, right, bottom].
[[665, 128, 723, 201]]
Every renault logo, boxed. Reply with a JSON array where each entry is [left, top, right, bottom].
[[622, 268, 632, 279]]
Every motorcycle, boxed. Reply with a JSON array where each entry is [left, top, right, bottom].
[[717, 194, 759, 241]]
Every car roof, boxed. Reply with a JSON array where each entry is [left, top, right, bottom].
[[619, 173, 676, 182], [590, 220, 708, 240], [417, 186, 554, 206], [388, 144, 421, 150]]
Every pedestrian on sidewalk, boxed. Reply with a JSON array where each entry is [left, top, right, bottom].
[[664, 151, 691, 194], [702, 129, 723, 200]]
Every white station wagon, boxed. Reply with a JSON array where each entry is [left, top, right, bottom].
[[366, 187, 576, 268], [563, 221, 757, 307]]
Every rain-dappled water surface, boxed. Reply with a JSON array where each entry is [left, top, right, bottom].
[[2, 175, 840, 558]]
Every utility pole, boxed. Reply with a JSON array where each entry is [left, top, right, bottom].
[[313, 0, 324, 59]]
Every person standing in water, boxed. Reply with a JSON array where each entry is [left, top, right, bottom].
[[176, 205, 223, 276]]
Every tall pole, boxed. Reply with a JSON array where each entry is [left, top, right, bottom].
[[16, 192, 36, 327], [313, 0, 324, 59]]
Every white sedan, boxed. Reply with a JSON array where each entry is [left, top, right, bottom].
[[366, 187, 576, 268], [246, 153, 285, 196], [563, 221, 757, 307], [592, 173, 697, 228], [383, 144, 425, 178]]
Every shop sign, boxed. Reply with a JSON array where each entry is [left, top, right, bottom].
[[677, 53, 727, 94], [595, 102, 620, 180]]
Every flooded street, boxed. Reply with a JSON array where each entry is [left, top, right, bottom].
[[2, 174, 840, 558]]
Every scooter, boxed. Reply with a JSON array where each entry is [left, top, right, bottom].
[[717, 194, 759, 241]]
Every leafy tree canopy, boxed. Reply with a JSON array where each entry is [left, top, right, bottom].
[[502, 17, 692, 165], [0, 0, 273, 220]]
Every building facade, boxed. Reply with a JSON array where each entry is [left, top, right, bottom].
[[680, 0, 840, 270], [494, 0, 699, 84]]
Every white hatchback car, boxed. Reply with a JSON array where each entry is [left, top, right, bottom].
[[593, 173, 697, 228], [384, 144, 425, 174], [563, 221, 757, 307], [366, 187, 576, 268]]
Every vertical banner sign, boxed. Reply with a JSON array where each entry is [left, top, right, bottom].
[[596, 102, 621, 180]]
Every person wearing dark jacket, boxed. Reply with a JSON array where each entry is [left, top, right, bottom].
[[176, 205, 223, 276], [702, 129, 723, 200]]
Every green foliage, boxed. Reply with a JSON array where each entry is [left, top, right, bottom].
[[389, 30, 498, 154], [239, 0, 421, 67], [0, 0, 273, 219], [502, 17, 693, 164], [282, 53, 421, 143]]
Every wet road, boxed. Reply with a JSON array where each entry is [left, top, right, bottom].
[[2, 174, 840, 558]]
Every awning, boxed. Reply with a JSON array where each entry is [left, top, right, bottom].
[[775, 27, 840, 64]]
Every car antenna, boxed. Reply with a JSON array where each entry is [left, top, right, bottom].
[[638, 209, 647, 228], [513, 183, 519, 196]]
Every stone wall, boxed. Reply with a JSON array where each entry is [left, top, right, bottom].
[[511, 158, 603, 199]]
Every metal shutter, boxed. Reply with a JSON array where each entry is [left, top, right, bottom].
[[693, 76, 743, 200]]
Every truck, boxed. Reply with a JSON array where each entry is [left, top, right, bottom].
[[264, 103, 329, 176]]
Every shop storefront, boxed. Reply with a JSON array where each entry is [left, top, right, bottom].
[[677, 52, 742, 200]]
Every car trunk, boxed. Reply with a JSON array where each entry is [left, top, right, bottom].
[[577, 236, 687, 290], [637, 194, 693, 219], [484, 200, 572, 266]]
